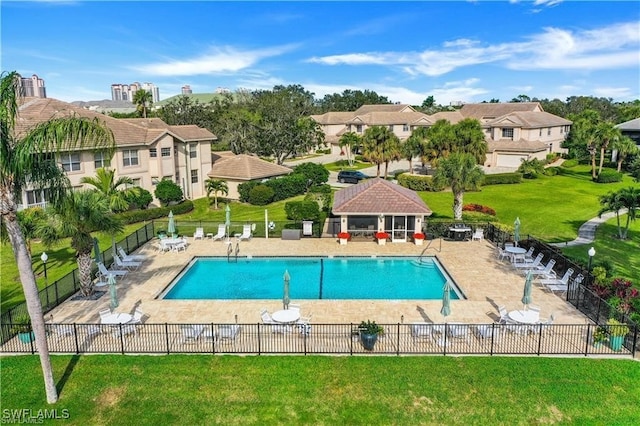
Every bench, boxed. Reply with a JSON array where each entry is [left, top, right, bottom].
[[281, 229, 301, 240]]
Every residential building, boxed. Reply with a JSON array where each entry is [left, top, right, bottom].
[[17, 74, 46, 98], [616, 118, 640, 146], [311, 102, 571, 168], [140, 82, 160, 103], [181, 85, 193, 95], [15, 98, 217, 210], [111, 82, 160, 103]]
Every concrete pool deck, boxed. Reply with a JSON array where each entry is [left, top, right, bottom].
[[48, 236, 589, 326]]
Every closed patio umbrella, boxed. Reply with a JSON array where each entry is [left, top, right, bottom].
[[108, 274, 118, 310], [440, 280, 451, 320], [514, 217, 521, 246], [93, 237, 102, 264], [167, 210, 176, 236], [225, 204, 231, 242], [522, 270, 533, 309], [283, 270, 290, 310]]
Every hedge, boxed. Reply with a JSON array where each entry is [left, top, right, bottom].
[[397, 173, 444, 191], [595, 170, 623, 183], [561, 159, 579, 168], [482, 173, 522, 185], [116, 200, 194, 224]]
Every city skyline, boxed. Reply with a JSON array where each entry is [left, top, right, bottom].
[[2, 1, 639, 105]]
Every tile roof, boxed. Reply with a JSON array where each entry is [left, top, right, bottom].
[[429, 111, 465, 124], [354, 104, 416, 114], [207, 154, 292, 180], [347, 111, 432, 125], [333, 178, 432, 215], [460, 102, 542, 120], [486, 140, 548, 153], [487, 111, 571, 128], [310, 111, 356, 125], [15, 97, 215, 147], [616, 118, 640, 131]]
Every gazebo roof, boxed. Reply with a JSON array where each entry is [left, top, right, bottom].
[[207, 154, 292, 180], [333, 178, 432, 215]]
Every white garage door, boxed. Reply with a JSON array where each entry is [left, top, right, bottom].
[[497, 154, 527, 168]]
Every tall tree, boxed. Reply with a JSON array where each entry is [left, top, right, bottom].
[[132, 89, 153, 118], [426, 119, 456, 160], [433, 153, 484, 220], [361, 125, 399, 178], [205, 178, 228, 210], [598, 187, 639, 240], [338, 132, 361, 167], [81, 168, 140, 254], [316, 89, 391, 112], [565, 110, 601, 177], [594, 122, 622, 176], [612, 136, 639, 172], [402, 129, 426, 174], [453, 118, 487, 164], [38, 190, 123, 296], [0, 70, 114, 403]]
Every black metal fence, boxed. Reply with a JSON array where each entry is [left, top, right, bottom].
[[0, 223, 155, 345], [2, 322, 637, 357]]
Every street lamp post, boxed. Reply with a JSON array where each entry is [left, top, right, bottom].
[[40, 252, 48, 284], [587, 247, 596, 285]]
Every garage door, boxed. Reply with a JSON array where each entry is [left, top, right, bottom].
[[496, 154, 527, 168]]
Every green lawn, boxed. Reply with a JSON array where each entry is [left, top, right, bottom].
[[2, 355, 639, 425]]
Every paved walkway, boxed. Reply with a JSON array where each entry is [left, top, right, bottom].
[[550, 210, 627, 247]]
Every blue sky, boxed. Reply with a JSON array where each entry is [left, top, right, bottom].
[[2, 1, 639, 105]]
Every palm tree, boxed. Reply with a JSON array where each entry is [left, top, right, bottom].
[[433, 153, 485, 220], [338, 132, 361, 167], [594, 121, 622, 176], [0, 70, 114, 403], [426, 119, 456, 160], [361, 125, 399, 178], [402, 131, 424, 174], [38, 190, 123, 296], [453, 118, 487, 165], [611, 136, 639, 172], [205, 178, 229, 210], [133, 89, 153, 118], [81, 168, 140, 254], [599, 187, 639, 240]]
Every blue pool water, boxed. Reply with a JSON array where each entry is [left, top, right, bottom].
[[160, 257, 462, 300]]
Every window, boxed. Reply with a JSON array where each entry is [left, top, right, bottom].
[[60, 152, 81, 172], [124, 178, 141, 189], [93, 152, 110, 169], [25, 189, 49, 207], [403, 124, 409, 132], [547, 128, 551, 136], [151, 177, 159, 186], [356, 125, 362, 133], [161, 147, 171, 157], [388, 125, 394, 131], [150, 148, 157, 158], [502, 128, 514, 139], [190, 169, 198, 184], [122, 150, 139, 167], [189, 144, 198, 159]]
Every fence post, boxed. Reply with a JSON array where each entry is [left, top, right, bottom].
[[584, 324, 592, 356], [350, 323, 354, 355], [396, 323, 400, 356], [490, 323, 495, 356], [257, 323, 262, 355], [165, 323, 170, 354], [73, 323, 79, 354]]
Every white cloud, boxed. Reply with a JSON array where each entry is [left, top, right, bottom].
[[131, 44, 298, 76], [592, 86, 634, 99], [306, 21, 640, 76]]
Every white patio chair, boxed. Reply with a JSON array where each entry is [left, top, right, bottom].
[[193, 227, 204, 240], [113, 253, 141, 271], [97, 262, 127, 278], [52, 324, 74, 341], [472, 228, 484, 241], [527, 259, 556, 278], [410, 322, 434, 342], [288, 304, 301, 314], [117, 246, 146, 262], [181, 325, 204, 344], [171, 238, 188, 252], [217, 324, 241, 344], [515, 253, 544, 271], [539, 268, 574, 289], [211, 224, 226, 241], [112, 324, 137, 339], [128, 308, 146, 325], [99, 309, 113, 322], [238, 224, 252, 241], [497, 247, 510, 262], [497, 305, 510, 324]]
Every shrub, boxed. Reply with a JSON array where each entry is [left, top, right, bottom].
[[482, 173, 522, 185], [397, 173, 444, 191], [154, 179, 183, 206], [517, 158, 545, 179], [124, 188, 153, 209], [595, 170, 623, 183], [248, 184, 274, 205], [238, 181, 259, 203], [265, 174, 307, 202], [117, 200, 194, 224], [292, 162, 330, 186], [462, 204, 496, 216], [561, 159, 579, 168], [544, 167, 559, 176], [284, 201, 320, 221], [305, 184, 332, 212]]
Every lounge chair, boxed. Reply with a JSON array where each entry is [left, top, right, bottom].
[[410, 322, 434, 341], [118, 246, 146, 262], [525, 259, 556, 278], [51, 324, 74, 341], [112, 324, 137, 339], [211, 224, 226, 241], [239, 224, 252, 241], [181, 324, 205, 344], [497, 305, 511, 324], [471, 228, 484, 241], [97, 262, 127, 278], [171, 237, 188, 252], [128, 308, 146, 325], [99, 309, 113, 322], [193, 227, 204, 240], [476, 324, 498, 340], [514, 253, 543, 270], [217, 324, 241, 344], [113, 253, 141, 271], [539, 268, 573, 289]]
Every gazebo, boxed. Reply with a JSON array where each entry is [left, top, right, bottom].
[[332, 178, 432, 242]]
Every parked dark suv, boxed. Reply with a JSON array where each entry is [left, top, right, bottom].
[[337, 170, 370, 184]]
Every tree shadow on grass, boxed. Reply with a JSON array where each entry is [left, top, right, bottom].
[[56, 354, 80, 396]]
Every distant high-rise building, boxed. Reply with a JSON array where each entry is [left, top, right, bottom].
[[181, 85, 192, 95], [111, 82, 159, 103], [215, 87, 230, 94], [18, 74, 46, 98]]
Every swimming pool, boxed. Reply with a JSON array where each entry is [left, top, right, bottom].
[[160, 256, 464, 300]]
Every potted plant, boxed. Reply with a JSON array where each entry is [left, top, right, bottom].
[[375, 231, 389, 246], [12, 314, 34, 344], [358, 320, 384, 350], [337, 232, 350, 245], [593, 326, 608, 348], [606, 318, 629, 351], [413, 232, 425, 246]]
